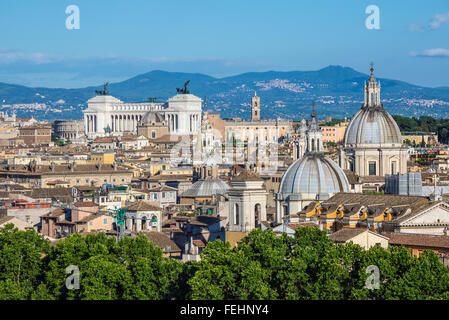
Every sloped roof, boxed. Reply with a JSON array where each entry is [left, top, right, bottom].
[[140, 231, 181, 253], [383, 232, 449, 249], [126, 201, 161, 212], [232, 170, 263, 182], [328, 228, 367, 243]]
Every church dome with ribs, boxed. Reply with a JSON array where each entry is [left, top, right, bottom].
[[343, 106, 403, 146], [343, 65, 402, 147], [279, 153, 350, 197]]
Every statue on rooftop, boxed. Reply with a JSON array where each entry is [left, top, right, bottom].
[[176, 80, 190, 94], [95, 82, 109, 96]]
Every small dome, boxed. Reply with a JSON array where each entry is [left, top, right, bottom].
[[182, 179, 230, 197], [279, 153, 350, 197], [142, 111, 165, 124], [343, 106, 402, 146]]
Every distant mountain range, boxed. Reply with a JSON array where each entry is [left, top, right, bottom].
[[1, 65, 449, 121]]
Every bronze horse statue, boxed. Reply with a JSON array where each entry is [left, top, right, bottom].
[[176, 80, 190, 94], [95, 82, 109, 95]]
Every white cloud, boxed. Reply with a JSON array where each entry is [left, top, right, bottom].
[[0, 50, 63, 64], [0, 49, 267, 87], [409, 24, 424, 32], [429, 12, 449, 30], [410, 48, 449, 58]]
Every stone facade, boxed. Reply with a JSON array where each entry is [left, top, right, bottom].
[[53, 120, 84, 142], [83, 93, 202, 139], [228, 171, 267, 232], [19, 125, 52, 146]]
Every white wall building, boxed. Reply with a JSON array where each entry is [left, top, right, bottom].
[[83, 92, 202, 139], [228, 170, 268, 232]]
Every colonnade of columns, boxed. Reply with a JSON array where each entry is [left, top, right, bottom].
[[124, 215, 158, 232], [110, 114, 143, 133], [85, 115, 97, 133], [189, 114, 200, 132], [85, 111, 202, 136]]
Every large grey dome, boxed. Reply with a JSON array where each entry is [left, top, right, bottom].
[[142, 111, 165, 124], [182, 179, 230, 197], [343, 105, 402, 146], [279, 153, 350, 197]]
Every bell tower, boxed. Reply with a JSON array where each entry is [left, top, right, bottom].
[[251, 92, 260, 121], [364, 63, 381, 107]]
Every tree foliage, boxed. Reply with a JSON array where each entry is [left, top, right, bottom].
[[393, 115, 449, 144], [1, 223, 449, 300]]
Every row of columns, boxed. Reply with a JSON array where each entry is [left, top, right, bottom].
[[124, 216, 156, 232], [190, 114, 200, 132], [110, 114, 142, 133], [86, 115, 97, 133], [86, 112, 202, 136], [166, 114, 179, 133]]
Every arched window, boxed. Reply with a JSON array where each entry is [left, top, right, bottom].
[[234, 204, 239, 225]]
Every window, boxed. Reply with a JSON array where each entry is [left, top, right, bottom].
[[151, 131, 156, 138], [103, 218, 107, 225], [89, 221, 93, 226], [369, 162, 376, 176], [162, 192, 166, 198], [391, 161, 397, 174]]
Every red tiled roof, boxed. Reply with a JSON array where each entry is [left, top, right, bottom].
[[192, 239, 206, 247], [74, 201, 98, 207], [383, 232, 449, 249]]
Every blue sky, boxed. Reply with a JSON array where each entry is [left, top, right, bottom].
[[0, 0, 448, 88]]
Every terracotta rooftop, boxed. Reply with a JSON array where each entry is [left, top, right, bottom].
[[140, 231, 181, 253], [300, 193, 431, 221], [383, 232, 449, 249], [232, 170, 263, 182], [0, 163, 129, 175], [328, 228, 368, 243], [192, 239, 206, 247], [126, 201, 161, 212], [74, 201, 98, 207], [149, 185, 178, 192]]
